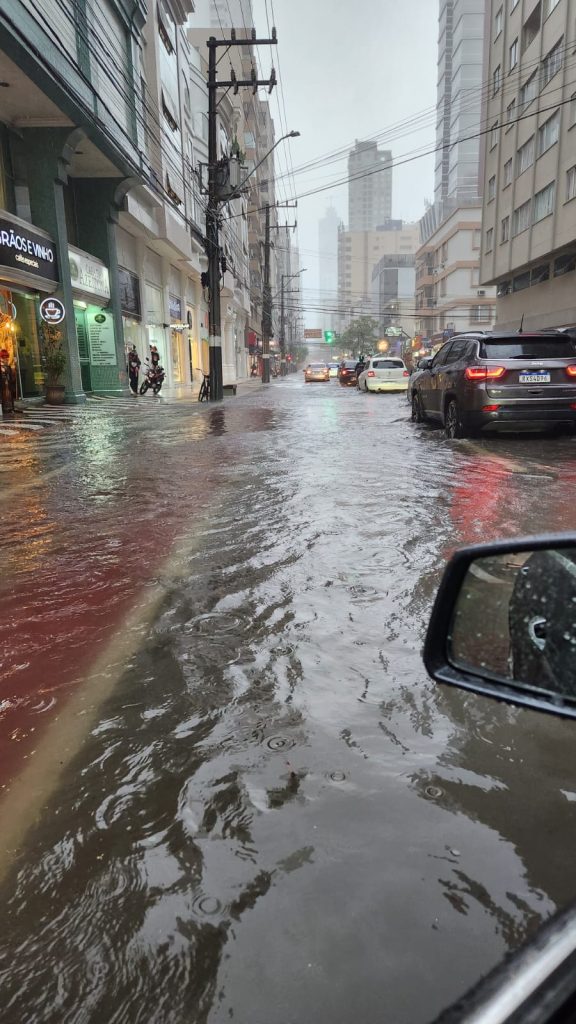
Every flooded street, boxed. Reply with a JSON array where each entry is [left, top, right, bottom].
[[2, 379, 576, 1023]]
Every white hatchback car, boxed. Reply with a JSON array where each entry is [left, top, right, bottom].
[[357, 356, 410, 393]]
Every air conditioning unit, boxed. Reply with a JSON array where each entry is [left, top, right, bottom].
[[477, 289, 486, 296]]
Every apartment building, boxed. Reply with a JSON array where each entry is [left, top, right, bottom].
[[416, 205, 495, 338], [348, 141, 393, 231], [481, 0, 576, 330], [416, 0, 495, 343], [371, 254, 416, 340], [337, 221, 419, 330]]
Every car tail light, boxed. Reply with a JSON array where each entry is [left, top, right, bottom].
[[465, 365, 506, 381], [403, 370, 409, 377], [570, 403, 576, 410], [566, 366, 576, 378], [367, 370, 376, 377], [482, 404, 500, 412]]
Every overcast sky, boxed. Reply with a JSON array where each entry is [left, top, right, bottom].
[[251, 0, 439, 322]]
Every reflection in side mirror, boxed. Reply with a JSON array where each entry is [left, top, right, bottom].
[[418, 357, 433, 370], [424, 537, 576, 717]]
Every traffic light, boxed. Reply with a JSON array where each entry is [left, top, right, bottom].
[[324, 330, 335, 343]]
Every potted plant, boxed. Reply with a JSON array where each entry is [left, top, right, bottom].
[[40, 323, 66, 405]]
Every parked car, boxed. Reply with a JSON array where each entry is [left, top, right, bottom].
[[304, 362, 330, 382], [327, 362, 340, 378], [357, 356, 410, 393], [338, 360, 359, 387], [410, 331, 576, 438], [406, 354, 434, 403]]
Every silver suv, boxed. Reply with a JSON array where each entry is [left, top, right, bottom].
[[410, 330, 576, 438]]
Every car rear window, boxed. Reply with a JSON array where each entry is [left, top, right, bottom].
[[372, 359, 404, 369], [479, 337, 576, 359], [309, 363, 326, 369], [342, 361, 357, 368]]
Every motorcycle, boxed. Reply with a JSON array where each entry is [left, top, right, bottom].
[[139, 359, 165, 395]]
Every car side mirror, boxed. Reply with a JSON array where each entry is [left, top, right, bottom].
[[418, 357, 433, 369], [424, 535, 576, 718]]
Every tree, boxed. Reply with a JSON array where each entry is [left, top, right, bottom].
[[338, 316, 379, 356]]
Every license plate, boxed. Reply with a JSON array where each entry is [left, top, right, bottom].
[[519, 372, 551, 384]]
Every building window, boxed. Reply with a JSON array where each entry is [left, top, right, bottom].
[[506, 98, 517, 128], [512, 199, 532, 235], [567, 166, 576, 201], [493, 65, 501, 94], [501, 215, 510, 242], [570, 92, 576, 126], [533, 181, 555, 222], [554, 253, 576, 276], [490, 121, 499, 149], [541, 38, 563, 89], [495, 6, 503, 36], [472, 228, 481, 249], [513, 272, 531, 292], [531, 263, 550, 284], [537, 110, 560, 155], [504, 158, 513, 186], [497, 280, 512, 296], [522, 3, 542, 54], [544, 0, 561, 16], [486, 227, 494, 252], [520, 71, 538, 111], [511, 0, 520, 9], [488, 175, 496, 201], [516, 135, 535, 174], [509, 38, 518, 70]]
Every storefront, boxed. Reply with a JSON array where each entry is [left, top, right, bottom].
[[118, 266, 143, 366], [0, 210, 59, 398], [69, 246, 117, 394], [169, 292, 185, 384]]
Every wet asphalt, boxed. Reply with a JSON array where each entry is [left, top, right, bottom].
[[2, 377, 576, 1024]]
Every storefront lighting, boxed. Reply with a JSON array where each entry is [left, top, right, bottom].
[[74, 300, 87, 310]]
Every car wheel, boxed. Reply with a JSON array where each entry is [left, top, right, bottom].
[[445, 399, 465, 439], [411, 391, 424, 423]]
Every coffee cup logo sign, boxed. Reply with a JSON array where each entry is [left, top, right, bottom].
[[40, 298, 66, 325]]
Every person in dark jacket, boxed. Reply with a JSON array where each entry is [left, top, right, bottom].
[[127, 345, 141, 394]]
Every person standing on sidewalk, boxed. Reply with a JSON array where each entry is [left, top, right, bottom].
[[127, 345, 141, 395]]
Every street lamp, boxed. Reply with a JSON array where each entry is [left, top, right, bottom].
[[237, 130, 300, 194], [280, 268, 306, 377]]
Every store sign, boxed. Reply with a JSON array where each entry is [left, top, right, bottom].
[[118, 267, 141, 318], [86, 309, 117, 366], [169, 293, 182, 322], [0, 216, 58, 282], [40, 297, 66, 325], [304, 328, 322, 339], [68, 248, 110, 300], [384, 326, 403, 337]]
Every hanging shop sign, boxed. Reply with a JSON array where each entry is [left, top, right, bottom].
[[86, 308, 117, 366], [68, 247, 110, 301], [0, 216, 58, 282], [118, 267, 141, 318], [40, 297, 66, 325]]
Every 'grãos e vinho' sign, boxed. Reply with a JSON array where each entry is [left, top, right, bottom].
[[0, 215, 58, 283]]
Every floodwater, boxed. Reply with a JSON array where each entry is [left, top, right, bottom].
[[2, 379, 576, 1024]]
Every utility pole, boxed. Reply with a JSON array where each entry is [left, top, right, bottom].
[[206, 30, 277, 401], [261, 200, 296, 384], [261, 204, 272, 384]]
